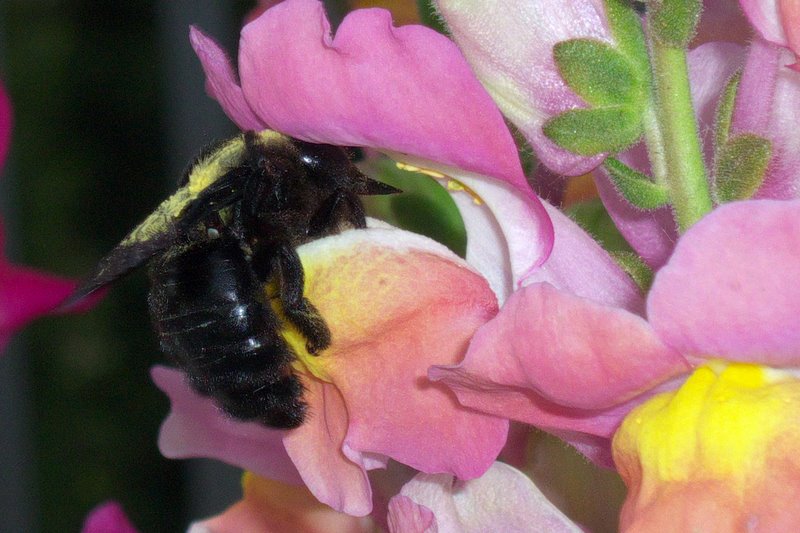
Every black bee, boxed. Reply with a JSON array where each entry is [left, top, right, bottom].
[[65, 131, 398, 428]]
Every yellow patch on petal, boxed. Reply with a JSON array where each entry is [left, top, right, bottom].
[[263, 281, 332, 383], [613, 362, 800, 531]]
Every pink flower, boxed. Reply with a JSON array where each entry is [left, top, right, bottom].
[[190, 0, 554, 300], [432, 199, 800, 465], [0, 80, 90, 353], [81, 501, 139, 533]]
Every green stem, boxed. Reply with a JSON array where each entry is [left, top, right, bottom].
[[649, 42, 712, 231], [641, 103, 668, 187]]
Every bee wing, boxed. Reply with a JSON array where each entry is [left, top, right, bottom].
[[63, 166, 251, 309], [62, 186, 196, 308]]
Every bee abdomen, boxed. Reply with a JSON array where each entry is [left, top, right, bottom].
[[148, 236, 307, 428]]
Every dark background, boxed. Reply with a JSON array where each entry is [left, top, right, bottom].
[[0, 2, 275, 531]]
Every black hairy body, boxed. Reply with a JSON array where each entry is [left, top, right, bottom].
[[67, 131, 397, 428]]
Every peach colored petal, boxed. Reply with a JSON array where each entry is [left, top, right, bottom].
[[189, 473, 377, 533], [386, 496, 437, 533], [296, 227, 507, 483], [282, 379, 374, 516], [614, 363, 800, 532]]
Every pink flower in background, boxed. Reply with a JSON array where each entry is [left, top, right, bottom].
[[0, 80, 88, 353], [81, 501, 139, 533]]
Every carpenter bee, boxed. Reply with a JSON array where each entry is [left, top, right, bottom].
[[65, 130, 399, 428]]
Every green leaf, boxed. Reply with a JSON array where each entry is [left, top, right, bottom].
[[648, 0, 702, 47], [554, 39, 643, 107], [610, 251, 654, 292], [543, 106, 642, 155], [362, 159, 467, 257], [604, 0, 650, 77], [566, 198, 634, 254], [603, 157, 670, 209], [714, 134, 772, 203], [714, 70, 742, 153]]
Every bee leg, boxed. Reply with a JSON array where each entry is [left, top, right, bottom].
[[307, 189, 367, 237], [273, 244, 331, 354]]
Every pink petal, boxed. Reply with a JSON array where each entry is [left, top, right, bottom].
[[389, 463, 581, 533], [648, 199, 800, 365], [235, 0, 527, 189], [434, 0, 610, 176], [386, 496, 438, 533], [734, 40, 800, 199], [436, 283, 687, 409], [758, 49, 800, 198], [396, 156, 553, 303], [151, 366, 303, 486], [740, 0, 789, 46], [296, 227, 507, 482], [189, 27, 267, 131], [694, 0, 753, 45], [0, 81, 11, 170], [523, 201, 645, 314], [430, 284, 689, 448], [81, 501, 139, 533], [733, 39, 780, 135], [0, 222, 81, 352], [594, 167, 678, 269], [282, 379, 374, 517]]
